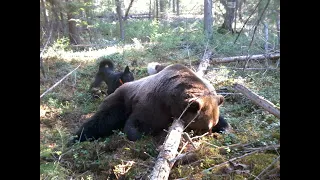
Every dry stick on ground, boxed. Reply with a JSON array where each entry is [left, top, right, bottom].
[[148, 118, 185, 180], [148, 100, 201, 179], [176, 144, 280, 180], [211, 53, 280, 64], [40, 64, 81, 99], [254, 155, 280, 180], [233, 83, 280, 119]]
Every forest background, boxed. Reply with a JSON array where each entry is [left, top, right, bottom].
[[40, 0, 280, 179]]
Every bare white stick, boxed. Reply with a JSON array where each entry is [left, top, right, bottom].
[[211, 53, 280, 64], [255, 155, 280, 179], [40, 64, 81, 99]]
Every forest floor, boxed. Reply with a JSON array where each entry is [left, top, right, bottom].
[[40, 31, 280, 179]]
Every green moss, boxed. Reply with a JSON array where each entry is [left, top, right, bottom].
[[241, 153, 279, 176]]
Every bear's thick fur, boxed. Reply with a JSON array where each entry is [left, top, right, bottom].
[[146, 62, 231, 132], [73, 64, 225, 143]]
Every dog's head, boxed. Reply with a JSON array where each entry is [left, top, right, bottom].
[[120, 66, 134, 84]]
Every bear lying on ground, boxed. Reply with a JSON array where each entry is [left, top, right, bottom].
[[147, 62, 231, 132], [72, 64, 226, 143]]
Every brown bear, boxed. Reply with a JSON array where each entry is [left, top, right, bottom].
[[72, 64, 225, 143], [147, 62, 231, 133]]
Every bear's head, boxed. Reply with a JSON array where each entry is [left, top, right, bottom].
[[182, 94, 225, 132]]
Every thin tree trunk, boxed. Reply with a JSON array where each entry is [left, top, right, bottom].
[[233, 83, 280, 119], [40, 0, 49, 29], [204, 0, 213, 38], [220, 0, 236, 32], [238, 0, 244, 22], [234, 0, 237, 33], [155, 0, 159, 20], [124, 0, 135, 21], [160, 0, 168, 19], [172, 0, 175, 12], [66, 0, 81, 45], [276, 12, 280, 49], [149, 119, 184, 180], [149, 0, 152, 19], [60, 11, 66, 35], [40, 57, 46, 79], [176, 0, 180, 16], [115, 0, 125, 40], [262, 21, 269, 53]]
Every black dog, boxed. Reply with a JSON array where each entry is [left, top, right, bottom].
[[90, 58, 134, 97]]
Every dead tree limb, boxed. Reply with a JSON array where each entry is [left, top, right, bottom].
[[196, 49, 212, 77], [176, 144, 280, 180], [211, 53, 280, 64], [149, 119, 185, 180], [233, 83, 280, 119], [255, 155, 280, 179], [201, 144, 280, 174], [124, 0, 135, 21]]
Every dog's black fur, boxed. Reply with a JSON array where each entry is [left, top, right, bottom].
[[90, 58, 134, 97], [212, 116, 231, 133]]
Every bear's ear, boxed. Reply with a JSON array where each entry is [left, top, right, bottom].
[[216, 95, 224, 106], [188, 98, 202, 112], [124, 66, 130, 73]]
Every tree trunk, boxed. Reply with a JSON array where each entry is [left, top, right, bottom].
[[115, 0, 125, 40], [155, 0, 159, 20], [51, 0, 62, 34], [149, 119, 184, 180], [204, 0, 213, 38], [219, 0, 236, 33], [276, 12, 280, 49], [233, 83, 280, 119], [66, 0, 81, 45], [40, 0, 49, 29], [237, 0, 245, 22], [40, 57, 46, 79], [211, 53, 280, 64], [176, 0, 180, 16], [149, 0, 152, 19], [159, 0, 168, 19], [262, 21, 269, 53], [60, 11, 66, 35], [172, 0, 175, 12]]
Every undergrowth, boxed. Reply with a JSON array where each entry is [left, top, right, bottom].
[[40, 19, 280, 180]]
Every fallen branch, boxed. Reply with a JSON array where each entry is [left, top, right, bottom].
[[209, 67, 279, 70], [196, 48, 213, 77], [233, 83, 280, 119], [40, 64, 81, 99], [172, 152, 198, 166], [255, 155, 280, 179], [176, 144, 280, 180], [211, 53, 280, 64], [148, 118, 185, 180]]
